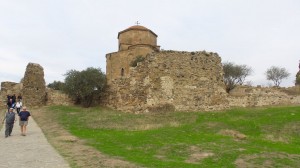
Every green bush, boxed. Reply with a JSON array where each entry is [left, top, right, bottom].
[[63, 67, 106, 107], [47, 80, 65, 90], [130, 55, 145, 67]]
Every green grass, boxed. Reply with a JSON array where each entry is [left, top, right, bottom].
[[48, 105, 300, 167]]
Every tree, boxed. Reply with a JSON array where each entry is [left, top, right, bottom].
[[295, 71, 300, 86], [265, 66, 290, 87], [47, 81, 65, 90], [223, 62, 252, 93], [63, 67, 106, 107]]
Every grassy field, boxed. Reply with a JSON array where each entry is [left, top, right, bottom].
[[44, 105, 300, 168]]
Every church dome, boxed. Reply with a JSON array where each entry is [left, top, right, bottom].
[[118, 25, 157, 38], [118, 25, 158, 51], [127, 25, 149, 30]]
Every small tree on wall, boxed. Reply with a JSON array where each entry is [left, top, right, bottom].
[[130, 55, 145, 67], [223, 62, 252, 93], [265, 66, 290, 87]]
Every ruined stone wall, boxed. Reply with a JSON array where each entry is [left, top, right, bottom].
[[0, 64, 73, 108], [46, 88, 73, 106], [104, 50, 228, 112], [0, 82, 23, 108], [228, 86, 300, 107], [22, 63, 46, 107]]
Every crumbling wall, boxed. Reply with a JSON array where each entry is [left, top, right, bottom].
[[22, 63, 46, 107], [104, 50, 228, 112], [228, 86, 300, 107], [46, 88, 73, 106], [0, 82, 23, 108]]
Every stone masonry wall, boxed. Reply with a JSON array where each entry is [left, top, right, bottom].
[[46, 88, 73, 106], [0, 82, 23, 108], [106, 46, 155, 85], [104, 50, 228, 112], [228, 86, 300, 107], [22, 63, 47, 107], [0, 63, 73, 109]]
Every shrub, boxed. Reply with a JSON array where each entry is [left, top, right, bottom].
[[47, 81, 65, 90], [63, 67, 106, 107], [130, 55, 145, 67]]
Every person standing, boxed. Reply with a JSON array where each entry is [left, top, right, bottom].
[[6, 98, 13, 110], [15, 100, 22, 114], [17, 94, 22, 101], [2, 108, 16, 138], [6, 95, 11, 101], [19, 106, 31, 136], [12, 94, 16, 104]]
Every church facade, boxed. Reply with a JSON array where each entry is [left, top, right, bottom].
[[103, 25, 228, 112]]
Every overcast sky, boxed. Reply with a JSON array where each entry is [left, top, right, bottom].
[[1, 0, 299, 87]]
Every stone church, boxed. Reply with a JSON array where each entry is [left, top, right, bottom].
[[1, 25, 300, 111], [103, 25, 228, 112], [106, 25, 160, 84]]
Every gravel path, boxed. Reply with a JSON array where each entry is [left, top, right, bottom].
[[0, 117, 70, 168]]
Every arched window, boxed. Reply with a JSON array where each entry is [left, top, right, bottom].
[[121, 68, 124, 77]]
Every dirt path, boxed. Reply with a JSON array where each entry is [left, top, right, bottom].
[[0, 117, 70, 168]]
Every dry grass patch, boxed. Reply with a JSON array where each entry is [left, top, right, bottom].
[[185, 146, 214, 164], [235, 152, 300, 168], [264, 134, 290, 143], [262, 121, 300, 143], [218, 129, 247, 140]]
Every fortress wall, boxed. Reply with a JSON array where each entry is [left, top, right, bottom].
[[22, 63, 47, 107], [0, 82, 23, 108], [228, 86, 300, 107], [144, 51, 228, 112], [46, 88, 73, 106], [104, 50, 228, 112], [0, 82, 23, 95]]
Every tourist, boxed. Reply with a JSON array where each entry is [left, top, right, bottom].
[[6, 98, 13, 110], [12, 94, 16, 104], [6, 94, 11, 101], [2, 108, 16, 138], [17, 94, 22, 101], [19, 106, 31, 136], [15, 99, 22, 114]]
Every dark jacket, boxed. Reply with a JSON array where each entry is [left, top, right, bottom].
[[4, 112, 15, 124]]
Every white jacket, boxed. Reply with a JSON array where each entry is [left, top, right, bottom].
[[16, 102, 22, 108]]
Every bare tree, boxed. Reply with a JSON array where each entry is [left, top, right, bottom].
[[265, 66, 290, 87], [223, 62, 252, 93]]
